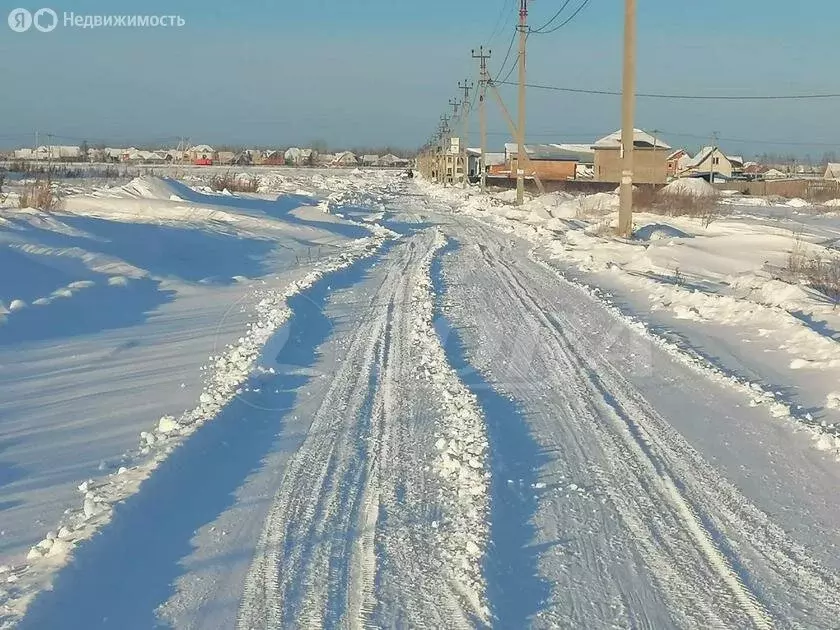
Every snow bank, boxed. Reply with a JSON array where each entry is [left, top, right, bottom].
[[0, 232, 392, 629], [412, 230, 490, 623], [415, 177, 840, 460], [787, 198, 811, 208], [824, 199, 840, 207], [580, 192, 619, 216], [661, 178, 718, 198]]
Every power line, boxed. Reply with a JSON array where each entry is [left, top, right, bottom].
[[493, 27, 518, 82], [530, 0, 592, 35], [487, 0, 514, 45], [495, 80, 840, 100], [530, 0, 592, 34], [529, 0, 573, 33], [498, 53, 520, 85]]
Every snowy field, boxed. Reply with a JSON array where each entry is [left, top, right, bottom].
[[2, 169, 840, 628]]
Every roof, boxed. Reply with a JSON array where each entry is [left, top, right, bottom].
[[825, 163, 840, 179], [683, 146, 735, 170], [667, 148, 687, 160], [504, 143, 589, 161], [726, 155, 744, 166], [592, 129, 671, 150], [189, 144, 214, 152]]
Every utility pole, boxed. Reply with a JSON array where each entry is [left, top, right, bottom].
[[458, 79, 474, 187], [516, 0, 529, 205], [447, 100, 460, 185], [440, 114, 452, 185], [46, 132, 54, 174], [472, 46, 492, 192], [618, 0, 637, 237], [710, 130, 720, 184]]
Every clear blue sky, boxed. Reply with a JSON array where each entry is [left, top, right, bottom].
[[1, 0, 838, 158]]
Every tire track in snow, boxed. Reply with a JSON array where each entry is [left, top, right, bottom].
[[480, 245, 774, 629], [466, 230, 840, 629], [237, 229, 487, 629]]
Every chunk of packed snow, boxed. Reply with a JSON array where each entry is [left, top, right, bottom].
[[661, 178, 718, 198]]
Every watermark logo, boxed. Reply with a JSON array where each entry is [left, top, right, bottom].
[[8, 8, 32, 32], [7, 8, 186, 32], [33, 8, 57, 32]]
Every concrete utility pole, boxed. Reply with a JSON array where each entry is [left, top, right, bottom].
[[447, 100, 460, 185], [458, 79, 474, 187], [710, 130, 720, 184], [440, 114, 452, 185], [516, 0, 529, 205], [618, 0, 637, 237], [472, 46, 492, 192]]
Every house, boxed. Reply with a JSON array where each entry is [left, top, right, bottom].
[[216, 151, 236, 165], [15, 145, 82, 161], [263, 150, 287, 166], [466, 148, 506, 178], [679, 146, 735, 182], [232, 149, 263, 166], [666, 149, 689, 177], [744, 163, 769, 180], [188, 144, 215, 165], [331, 151, 359, 167], [378, 154, 409, 168], [124, 149, 166, 164], [362, 154, 380, 167], [504, 143, 593, 181], [727, 155, 745, 175], [825, 163, 840, 181], [316, 153, 337, 166], [284, 147, 316, 165], [763, 168, 787, 180], [592, 129, 670, 184]]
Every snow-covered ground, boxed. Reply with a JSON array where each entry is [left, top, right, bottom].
[[3, 169, 840, 629]]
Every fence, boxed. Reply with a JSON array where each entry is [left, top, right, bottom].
[[715, 178, 840, 200]]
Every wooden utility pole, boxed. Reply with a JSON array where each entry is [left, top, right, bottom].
[[458, 79, 473, 187], [472, 46, 492, 192], [618, 0, 637, 237], [516, 0, 528, 205]]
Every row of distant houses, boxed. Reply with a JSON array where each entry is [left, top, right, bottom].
[[468, 129, 832, 185], [7, 144, 410, 168]]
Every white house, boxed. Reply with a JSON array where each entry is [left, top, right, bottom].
[[378, 154, 409, 167], [362, 154, 380, 166], [680, 146, 735, 181], [188, 144, 215, 162], [284, 147, 315, 165], [14, 145, 81, 161], [824, 163, 840, 181], [763, 168, 787, 180], [331, 151, 358, 167]]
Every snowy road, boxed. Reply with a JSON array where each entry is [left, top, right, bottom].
[[9, 176, 840, 629]]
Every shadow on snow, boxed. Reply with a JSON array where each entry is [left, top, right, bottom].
[[18, 247, 389, 630], [430, 239, 552, 629], [163, 179, 372, 241]]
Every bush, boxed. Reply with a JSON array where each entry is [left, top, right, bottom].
[[636, 190, 720, 228], [788, 237, 840, 306], [209, 171, 260, 193], [19, 178, 61, 211]]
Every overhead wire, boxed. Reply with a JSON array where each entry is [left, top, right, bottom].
[[494, 80, 840, 101], [529, 0, 592, 34], [493, 27, 518, 83], [529, 0, 574, 33]]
